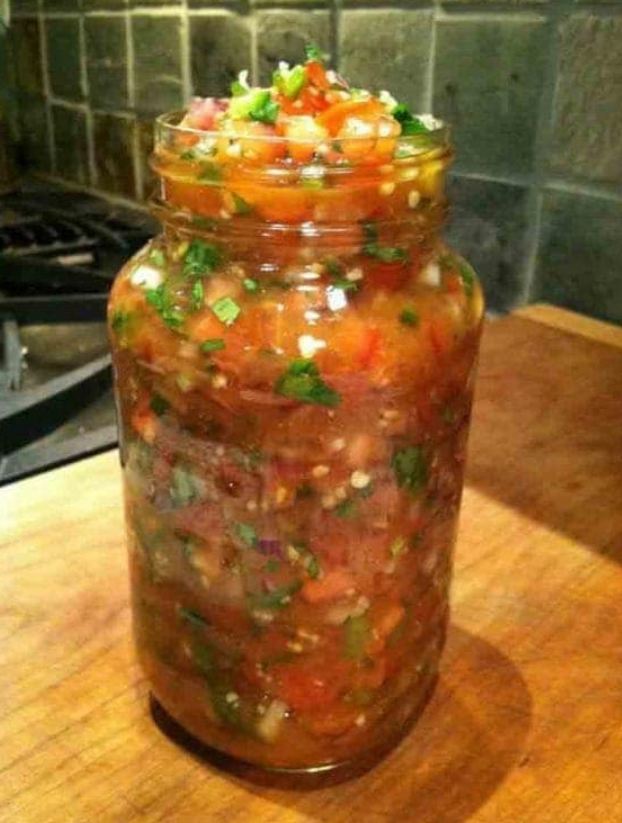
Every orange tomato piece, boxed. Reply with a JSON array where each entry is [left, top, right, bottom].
[[301, 568, 356, 603], [316, 99, 384, 136], [306, 60, 330, 91]]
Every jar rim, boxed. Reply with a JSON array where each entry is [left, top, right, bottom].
[[154, 110, 450, 157]]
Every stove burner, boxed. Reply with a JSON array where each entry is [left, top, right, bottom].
[[0, 182, 156, 485]]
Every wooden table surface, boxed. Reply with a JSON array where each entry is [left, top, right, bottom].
[[2, 304, 622, 823]]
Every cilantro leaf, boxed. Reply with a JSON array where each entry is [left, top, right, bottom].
[[243, 277, 259, 292], [148, 248, 165, 267], [392, 446, 427, 495], [190, 278, 204, 311], [458, 262, 475, 297], [392, 103, 429, 136], [235, 522, 257, 547], [248, 90, 280, 125], [211, 296, 241, 326], [324, 258, 358, 292], [232, 192, 253, 215], [248, 580, 302, 610], [197, 162, 222, 184], [200, 338, 225, 354], [364, 243, 408, 263], [179, 606, 209, 629], [334, 498, 356, 518], [275, 359, 341, 407], [183, 239, 223, 278], [111, 309, 133, 335], [399, 307, 419, 326], [305, 43, 327, 63], [149, 394, 169, 416], [145, 285, 184, 329]]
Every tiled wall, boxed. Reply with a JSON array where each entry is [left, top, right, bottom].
[[7, 0, 622, 320]]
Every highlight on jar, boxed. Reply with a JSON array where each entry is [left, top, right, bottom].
[[108, 43, 485, 777]]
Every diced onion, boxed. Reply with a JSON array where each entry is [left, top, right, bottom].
[[256, 699, 289, 742]]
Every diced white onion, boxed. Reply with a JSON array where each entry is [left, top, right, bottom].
[[256, 699, 289, 742], [298, 334, 327, 358], [130, 264, 162, 290], [421, 261, 441, 288]]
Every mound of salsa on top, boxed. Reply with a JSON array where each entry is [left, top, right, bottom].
[[109, 46, 484, 771]]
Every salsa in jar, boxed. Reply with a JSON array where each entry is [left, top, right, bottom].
[[108, 47, 484, 773]]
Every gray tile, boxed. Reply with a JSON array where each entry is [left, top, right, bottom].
[[84, 17, 128, 110], [433, 19, 548, 176], [137, 117, 156, 202], [92, 112, 136, 198], [44, 0, 81, 10], [85, 0, 127, 8], [189, 14, 251, 97], [133, 16, 183, 115], [444, 175, 531, 312], [340, 10, 433, 111], [52, 104, 90, 185], [10, 0, 38, 13], [11, 17, 43, 96], [46, 18, 83, 102], [549, 14, 622, 187], [257, 10, 330, 85], [17, 94, 51, 173], [132, 0, 182, 5], [532, 190, 622, 325]]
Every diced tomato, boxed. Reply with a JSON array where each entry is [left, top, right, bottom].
[[182, 97, 228, 131], [301, 568, 356, 603], [316, 100, 384, 136], [306, 61, 330, 91], [274, 662, 348, 711], [131, 406, 157, 444], [365, 261, 410, 291], [358, 327, 382, 371]]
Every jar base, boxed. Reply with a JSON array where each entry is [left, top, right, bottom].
[[148, 670, 438, 788]]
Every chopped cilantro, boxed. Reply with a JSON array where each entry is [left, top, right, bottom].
[[362, 221, 379, 243], [200, 338, 225, 354], [248, 90, 280, 125], [392, 104, 429, 136], [399, 307, 419, 326], [197, 162, 222, 184], [232, 192, 253, 215], [171, 465, 202, 506], [191, 216, 219, 231], [149, 394, 169, 416], [248, 580, 302, 611], [179, 606, 209, 629], [392, 446, 428, 496], [344, 614, 370, 661], [296, 482, 314, 499], [264, 558, 281, 574], [211, 296, 241, 326], [183, 239, 223, 278], [305, 43, 327, 63], [275, 359, 341, 407], [458, 262, 475, 297], [180, 149, 197, 162], [364, 243, 408, 263], [190, 278, 204, 311], [334, 498, 356, 518], [324, 258, 358, 292], [145, 285, 184, 329], [273, 64, 306, 99], [235, 522, 257, 547], [110, 309, 132, 335], [243, 277, 259, 292], [148, 248, 165, 267]]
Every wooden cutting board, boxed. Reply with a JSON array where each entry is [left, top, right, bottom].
[[2, 304, 622, 823]]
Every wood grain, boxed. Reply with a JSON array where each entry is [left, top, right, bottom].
[[2, 304, 622, 823]]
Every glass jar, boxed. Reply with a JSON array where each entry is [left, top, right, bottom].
[[108, 113, 484, 774]]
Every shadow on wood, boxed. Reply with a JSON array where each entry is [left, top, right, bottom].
[[150, 624, 532, 823], [467, 316, 622, 562]]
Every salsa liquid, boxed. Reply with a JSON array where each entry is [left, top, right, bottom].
[[109, 112, 483, 771]]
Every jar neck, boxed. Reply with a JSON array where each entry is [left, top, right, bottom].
[[150, 113, 453, 250]]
